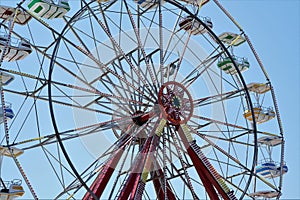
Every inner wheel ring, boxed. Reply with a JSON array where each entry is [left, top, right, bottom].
[[158, 81, 194, 125]]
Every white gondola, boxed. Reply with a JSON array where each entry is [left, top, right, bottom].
[[249, 190, 280, 199], [218, 32, 246, 46], [256, 160, 288, 178], [0, 34, 32, 62], [164, 63, 177, 77], [0, 146, 24, 157], [178, 0, 210, 6], [134, 0, 163, 10], [179, 16, 213, 35], [247, 82, 271, 94], [243, 105, 275, 124], [217, 56, 249, 75], [0, 72, 14, 86], [28, 0, 70, 19], [257, 136, 282, 146], [0, 5, 32, 25], [97, 0, 110, 2], [0, 103, 15, 124], [0, 179, 25, 199]]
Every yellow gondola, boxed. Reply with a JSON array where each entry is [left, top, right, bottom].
[[0, 146, 24, 157], [243, 106, 275, 124], [247, 82, 271, 94], [0, 179, 25, 199], [218, 32, 246, 46]]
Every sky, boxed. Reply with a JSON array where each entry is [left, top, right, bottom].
[[0, 0, 299, 199]]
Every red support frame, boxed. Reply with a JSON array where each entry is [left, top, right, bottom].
[[83, 119, 234, 200], [177, 126, 231, 200], [116, 136, 152, 200], [118, 133, 161, 200], [83, 134, 130, 200], [152, 168, 177, 200]]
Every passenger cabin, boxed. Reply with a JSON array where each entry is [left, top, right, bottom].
[[247, 82, 271, 94], [0, 103, 15, 123], [164, 63, 177, 77], [178, 0, 210, 6], [249, 190, 280, 199], [134, 0, 163, 10], [0, 34, 32, 62], [0, 146, 24, 157], [243, 105, 275, 124], [0, 5, 32, 25], [97, 0, 110, 2], [0, 72, 14, 86], [28, 0, 70, 19], [217, 56, 249, 75], [0, 179, 24, 199], [257, 136, 282, 147], [218, 32, 246, 46], [179, 16, 213, 35], [256, 160, 288, 178]]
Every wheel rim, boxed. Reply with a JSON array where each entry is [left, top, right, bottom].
[[49, 1, 256, 199]]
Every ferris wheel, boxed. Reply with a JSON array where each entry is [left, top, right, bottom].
[[0, 0, 287, 199]]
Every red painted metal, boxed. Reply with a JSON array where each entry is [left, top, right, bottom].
[[177, 126, 230, 200], [117, 135, 154, 200], [158, 81, 194, 125], [83, 148, 124, 200], [193, 159, 220, 200], [83, 134, 131, 200], [118, 127, 168, 200], [152, 168, 177, 200], [187, 146, 221, 200], [132, 111, 150, 126], [153, 176, 165, 200]]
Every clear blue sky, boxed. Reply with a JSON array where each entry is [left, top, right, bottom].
[[1, 0, 299, 199]]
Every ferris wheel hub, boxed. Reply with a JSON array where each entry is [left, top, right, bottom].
[[132, 110, 149, 126], [158, 81, 194, 125]]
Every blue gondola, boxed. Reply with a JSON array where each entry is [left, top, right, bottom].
[[274, 164, 288, 177], [0, 105, 14, 124], [256, 160, 288, 178], [134, 0, 162, 10]]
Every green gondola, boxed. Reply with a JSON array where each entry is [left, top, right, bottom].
[[217, 56, 249, 75], [28, 0, 70, 19]]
